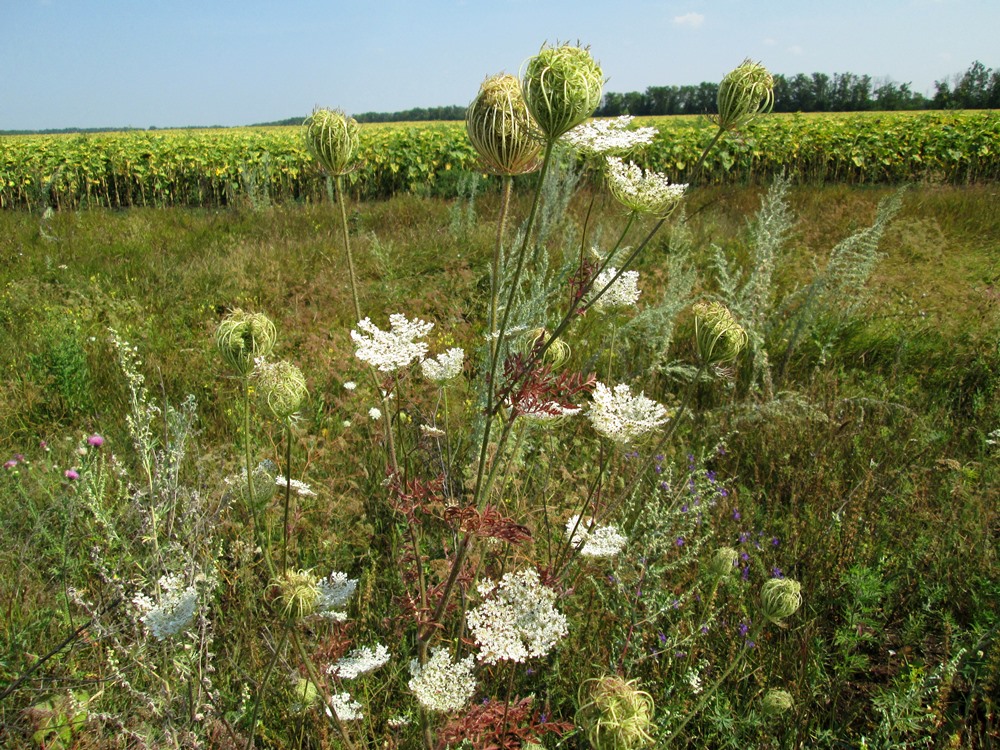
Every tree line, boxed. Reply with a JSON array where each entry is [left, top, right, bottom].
[[596, 61, 999, 116]]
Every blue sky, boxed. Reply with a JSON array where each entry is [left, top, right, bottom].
[[2, 0, 997, 130]]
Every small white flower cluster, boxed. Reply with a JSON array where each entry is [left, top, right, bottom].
[[408, 648, 477, 712], [132, 574, 198, 640], [466, 568, 568, 664], [328, 643, 390, 679], [275, 475, 317, 497], [590, 268, 641, 311], [565, 515, 628, 558], [368, 407, 382, 421], [326, 692, 364, 721], [421, 347, 465, 383], [420, 423, 446, 438], [351, 314, 434, 372], [588, 382, 670, 445], [562, 115, 657, 155], [316, 571, 357, 621], [606, 156, 687, 217]]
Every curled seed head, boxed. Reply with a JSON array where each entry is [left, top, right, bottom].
[[760, 577, 802, 626], [761, 688, 794, 716], [466, 73, 542, 176], [692, 301, 748, 365], [216, 309, 277, 377], [708, 546, 740, 579], [304, 108, 360, 176], [576, 675, 655, 750], [521, 43, 604, 141], [712, 59, 774, 132], [276, 569, 320, 620], [522, 327, 571, 369], [253, 359, 308, 420]]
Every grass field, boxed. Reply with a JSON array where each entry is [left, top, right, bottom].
[[1, 176, 999, 748]]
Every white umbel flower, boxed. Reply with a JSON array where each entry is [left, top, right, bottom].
[[562, 115, 657, 156], [275, 475, 317, 497], [421, 347, 465, 382], [588, 382, 670, 445], [606, 156, 687, 216], [328, 644, 390, 679], [316, 571, 357, 621], [368, 407, 382, 421], [408, 649, 477, 712], [326, 692, 363, 721], [566, 515, 628, 558], [351, 314, 434, 372], [590, 268, 641, 311], [466, 568, 568, 664]]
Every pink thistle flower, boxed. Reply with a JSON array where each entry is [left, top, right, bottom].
[[87, 434, 104, 447], [64, 469, 80, 480]]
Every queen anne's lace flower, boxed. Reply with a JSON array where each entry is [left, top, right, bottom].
[[408, 648, 477, 712], [562, 115, 657, 156], [132, 574, 198, 640], [566, 515, 628, 557], [590, 268, 641, 311], [466, 568, 568, 664], [421, 347, 465, 382], [275, 475, 317, 497], [351, 314, 434, 372], [606, 156, 687, 216], [326, 692, 364, 721], [328, 644, 390, 679], [588, 382, 670, 444], [316, 571, 357, 621]]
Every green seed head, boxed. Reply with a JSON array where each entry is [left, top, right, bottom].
[[576, 675, 656, 749], [761, 688, 794, 716], [235, 460, 278, 509], [304, 108, 360, 176], [291, 678, 321, 713], [692, 301, 748, 365], [215, 309, 277, 377], [522, 327, 571, 369], [253, 359, 308, 420], [276, 569, 320, 620], [760, 577, 802, 626], [521, 43, 604, 141], [466, 73, 542, 176], [708, 546, 740, 579], [712, 59, 774, 132]]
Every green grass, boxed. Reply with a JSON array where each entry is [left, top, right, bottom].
[[1, 182, 998, 748]]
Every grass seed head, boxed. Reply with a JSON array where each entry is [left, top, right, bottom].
[[712, 59, 774, 132], [522, 43, 604, 141], [466, 73, 542, 176], [304, 108, 360, 176]]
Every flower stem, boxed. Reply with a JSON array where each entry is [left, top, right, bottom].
[[334, 175, 362, 322]]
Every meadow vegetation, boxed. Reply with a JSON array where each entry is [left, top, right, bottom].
[[1, 46, 999, 750]]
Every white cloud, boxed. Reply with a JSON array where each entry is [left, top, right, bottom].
[[787, 44, 804, 55], [673, 12, 705, 28], [763, 37, 777, 46]]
